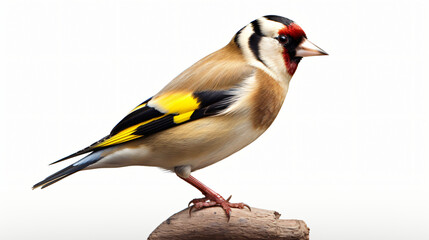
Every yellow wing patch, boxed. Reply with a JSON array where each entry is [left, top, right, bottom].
[[173, 111, 194, 124], [149, 92, 200, 114], [95, 115, 165, 147], [94, 92, 202, 148]]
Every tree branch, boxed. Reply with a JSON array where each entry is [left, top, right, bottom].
[[148, 207, 309, 240]]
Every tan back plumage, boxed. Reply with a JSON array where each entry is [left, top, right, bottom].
[[157, 40, 254, 94]]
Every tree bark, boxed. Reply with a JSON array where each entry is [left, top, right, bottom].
[[148, 207, 309, 240]]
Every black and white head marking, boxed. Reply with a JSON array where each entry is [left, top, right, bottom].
[[234, 15, 305, 81]]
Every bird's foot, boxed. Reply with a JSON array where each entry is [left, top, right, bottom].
[[188, 194, 251, 220], [180, 175, 250, 220]]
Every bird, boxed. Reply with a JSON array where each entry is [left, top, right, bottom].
[[33, 15, 327, 219]]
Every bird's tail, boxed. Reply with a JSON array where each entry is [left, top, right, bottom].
[[33, 151, 104, 189]]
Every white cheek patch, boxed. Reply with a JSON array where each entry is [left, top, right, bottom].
[[258, 38, 287, 79]]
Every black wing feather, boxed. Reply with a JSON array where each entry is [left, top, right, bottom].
[[49, 90, 236, 165]]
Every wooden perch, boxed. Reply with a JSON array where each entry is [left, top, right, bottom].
[[148, 207, 309, 240]]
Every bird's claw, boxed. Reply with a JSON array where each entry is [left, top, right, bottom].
[[188, 194, 250, 220], [188, 197, 209, 207]]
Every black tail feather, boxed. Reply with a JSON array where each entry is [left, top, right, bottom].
[[33, 152, 102, 189]]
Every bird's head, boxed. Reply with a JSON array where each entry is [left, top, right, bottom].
[[234, 15, 327, 80]]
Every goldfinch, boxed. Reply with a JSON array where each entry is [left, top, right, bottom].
[[33, 15, 327, 218]]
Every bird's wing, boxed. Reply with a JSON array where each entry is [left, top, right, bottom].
[[51, 90, 235, 164]]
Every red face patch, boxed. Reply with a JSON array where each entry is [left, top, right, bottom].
[[278, 23, 306, 40], [278, 23, 306, 76]]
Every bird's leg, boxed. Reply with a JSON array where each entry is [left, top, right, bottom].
[[180, 174, 250, 220]]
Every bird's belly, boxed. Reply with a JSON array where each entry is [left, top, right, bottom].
[[92, 114, 264, 172]]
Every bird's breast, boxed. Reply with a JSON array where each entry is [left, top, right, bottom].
[[249, 69, 288, 130], [225, 69, 288, 131]]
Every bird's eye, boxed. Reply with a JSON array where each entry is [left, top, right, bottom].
[[277, 35, 288, 44]]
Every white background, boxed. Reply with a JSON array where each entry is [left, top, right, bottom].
[[1, 0, 428, 239]]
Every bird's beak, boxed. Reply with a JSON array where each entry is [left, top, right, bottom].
[[295, 38, 328, 57]]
